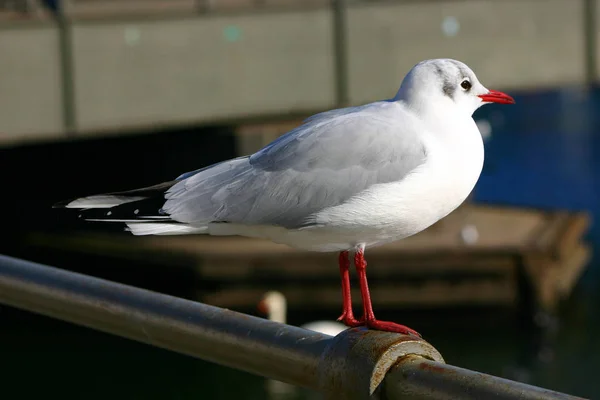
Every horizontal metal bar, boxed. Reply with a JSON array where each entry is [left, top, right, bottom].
[[0, 254, 330, 388], [384, 355, 585, 400], [0, 254, 586, 399]]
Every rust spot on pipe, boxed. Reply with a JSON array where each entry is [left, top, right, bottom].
[[418, 362, 446, 374]]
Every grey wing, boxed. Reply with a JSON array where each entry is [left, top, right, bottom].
[[162, 103, 428, 228]]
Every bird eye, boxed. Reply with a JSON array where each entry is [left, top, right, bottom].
[[460, 80, 472, 90]]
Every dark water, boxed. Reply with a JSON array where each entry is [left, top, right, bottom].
[[1, 86, 599, 399]]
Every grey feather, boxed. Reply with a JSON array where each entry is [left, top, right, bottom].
[[442, 80, 456, 99], [162, 101, 428, 228], [430, 59, 473, 100]]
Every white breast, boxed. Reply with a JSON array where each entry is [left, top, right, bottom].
[[303, 117, 484, 249]]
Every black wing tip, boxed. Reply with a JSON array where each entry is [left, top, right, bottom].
[[52, 180, 177, 210], [72, 196, 172, 222]]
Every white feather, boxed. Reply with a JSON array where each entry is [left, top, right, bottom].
[[125, 223, 207, 236], [65, 195, 145, 209]]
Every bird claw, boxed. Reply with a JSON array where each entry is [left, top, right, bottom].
[[364, 319, 421, 337], [337, 312, 364, 327]]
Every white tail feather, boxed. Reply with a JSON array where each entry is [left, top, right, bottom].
[[83, 217, 170, 223], [65, 195, 146, 209], [125, 222, 208, 236]]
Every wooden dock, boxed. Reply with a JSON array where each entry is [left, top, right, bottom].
[[26, 203, 591, 313]]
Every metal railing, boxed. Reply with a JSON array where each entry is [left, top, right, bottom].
[[0, 254, 587, 399]]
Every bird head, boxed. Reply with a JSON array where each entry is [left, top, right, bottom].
[[258, 291, 287, 324], [395, 58, 515, 116]]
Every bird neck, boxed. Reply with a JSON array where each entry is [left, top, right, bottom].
[[268, 300, 287, 324]]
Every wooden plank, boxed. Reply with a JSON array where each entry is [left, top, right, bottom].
[[554, 212, 592, 260], [522, 253, 561, 310], [528, 211, 571, 252], [199, 277, 518, 310], [527, 210, 591, 258], [555, 243, 591, 298], [27, 203, 591, 312], [35, 204, 549, 258], [27, 204, 579, 270], [521, 244, 591, 311], [197, 255, 516, 280], [518, 211, 591, 310], [26, 230, 199, 268]]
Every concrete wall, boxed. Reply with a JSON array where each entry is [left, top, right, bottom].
[[0, 0, 593, 145], [72, 10, 336, 133], [347, 0, 586, 104], [0, 24, 64, 144]]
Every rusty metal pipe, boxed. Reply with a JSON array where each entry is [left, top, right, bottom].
[[383, 355, 586, 400], [0, 254, 586, 399], [0, 254, 441, 396], [0, 254, 330, 388]]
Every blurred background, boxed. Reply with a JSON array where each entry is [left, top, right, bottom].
[[0, 0, 598, 398]]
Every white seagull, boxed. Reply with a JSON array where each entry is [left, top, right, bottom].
[[55, 58, 515, 337]]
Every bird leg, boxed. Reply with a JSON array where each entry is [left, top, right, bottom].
[[336, 251, 363, 327], [354, 248, 421, 337]]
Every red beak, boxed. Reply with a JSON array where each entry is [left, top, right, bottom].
[[478, 89, 515, 105], [257, 299, 268, 315]]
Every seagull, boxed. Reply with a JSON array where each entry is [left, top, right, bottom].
[[54, 58, 515, 337]]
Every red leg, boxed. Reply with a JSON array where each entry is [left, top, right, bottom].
[[336, 251, 363, 327], [354, 248, 421, 337]]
